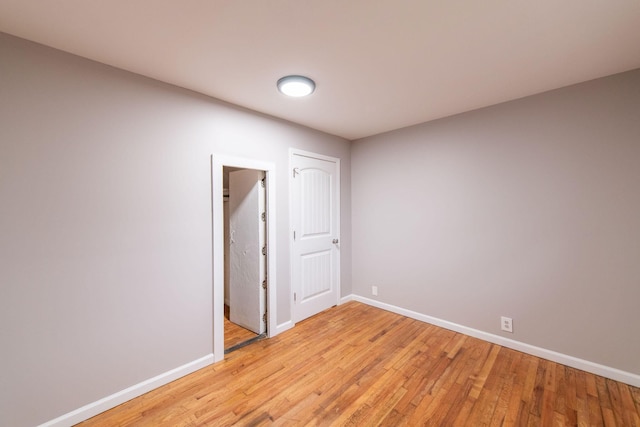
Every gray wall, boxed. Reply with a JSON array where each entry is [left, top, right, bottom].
[[352, 69, 640, 375], [0, 33, 351, 427]]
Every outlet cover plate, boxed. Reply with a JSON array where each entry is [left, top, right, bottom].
[[501, 316, 513, 333]]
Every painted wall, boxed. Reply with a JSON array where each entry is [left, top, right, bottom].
[[352, 69, 640, 376], [0, 33, 351, 427]]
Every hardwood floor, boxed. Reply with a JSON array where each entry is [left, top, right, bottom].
[[80, 301, 640, 426], [224, 305, 259, 350]]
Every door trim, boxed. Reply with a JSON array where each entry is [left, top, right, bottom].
[[211, 155, 276, 362], [289, 148, 341, 324]]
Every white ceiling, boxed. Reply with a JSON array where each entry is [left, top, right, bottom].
[[1, 1, 640, 140]]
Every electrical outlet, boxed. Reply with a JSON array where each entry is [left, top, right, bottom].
[[372, 285, 378, 296], [501, 316, 513, 333]]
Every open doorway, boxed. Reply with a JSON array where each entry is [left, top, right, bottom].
[[223, 167, 266, 353], [211, 155, 276, 362]]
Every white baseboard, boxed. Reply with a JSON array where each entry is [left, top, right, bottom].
[[352, 295, 640, 388], [39, 354, 215, 427], [274, 320, 294, 336], [339, 294, 354, 305]]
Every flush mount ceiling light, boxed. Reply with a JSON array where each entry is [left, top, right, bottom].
[[277, 75, 315, 97]]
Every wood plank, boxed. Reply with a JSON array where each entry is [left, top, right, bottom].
[[77, 301, 640, 426], [575, 369, 591, 426], [618, 380, 640, 426], [489, 350, 521, 426], [540, 361, 557, 426], [631, 386, 640, 414], [527, 359, 546, 419], [503, 353, 531, 426], [564, 366, 579, 425], [607, 377, 627, 425]]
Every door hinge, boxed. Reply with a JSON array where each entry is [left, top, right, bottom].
[[262, 279, 267, 290], [263, 312, 267, 323], [294, 292, 297, 302], [262, 245, 267, 256], [261, 178, 265, 188], [261, 212, 266, 222], [293, 230, 296, 241]]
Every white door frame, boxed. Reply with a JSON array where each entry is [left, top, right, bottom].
[[212, 155, 276, 362], [289, 148, 341, 323]]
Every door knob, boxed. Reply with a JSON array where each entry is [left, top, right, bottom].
[[332, 239, 339, 244]]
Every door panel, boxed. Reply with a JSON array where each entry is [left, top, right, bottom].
[[301, 168, 331, 236], [229, 169, 266, 334], [292, 153, 340, 322], [301, 250, 332, 299]]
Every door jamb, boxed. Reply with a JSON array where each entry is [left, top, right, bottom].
[[212, 155, 276, 362]]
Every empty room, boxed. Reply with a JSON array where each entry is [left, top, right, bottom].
[[1, 1, 639, 426]]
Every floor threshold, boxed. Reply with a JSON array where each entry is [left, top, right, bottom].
[[224, 333, 267, 354]]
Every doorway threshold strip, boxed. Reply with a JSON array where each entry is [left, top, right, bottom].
[[224, 333, 267, 354]]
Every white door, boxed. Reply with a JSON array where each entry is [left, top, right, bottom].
[[229, 169, 266, 334], [291, 152, 340, 322]]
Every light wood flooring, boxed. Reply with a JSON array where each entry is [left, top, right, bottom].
[[224, 304, 259, 350], [80, 301, 640, 426]]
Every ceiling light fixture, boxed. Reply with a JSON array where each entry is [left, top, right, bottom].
[[277, 75, 315, 97]]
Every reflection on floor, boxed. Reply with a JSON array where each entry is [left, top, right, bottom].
[[224, 305, 259, 350]]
